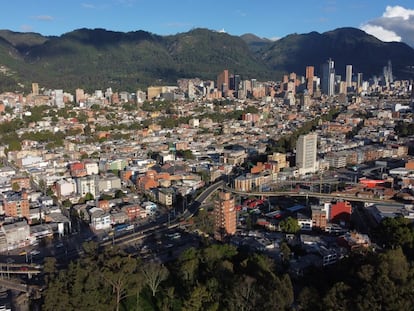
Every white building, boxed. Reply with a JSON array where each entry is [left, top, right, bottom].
[[54, 89, 64, 108], [189, 118, 199, 128], [85, 161, 99, 175], [76, 176, 98, 198], [142, 201, 158, 216], [296, 132, 319, 175], [99, 175, 122, 193], [89, 207, 111, 230], [0, 167, 16, 178], [0, 220, 31, 251], [56, 179, 77, 198]]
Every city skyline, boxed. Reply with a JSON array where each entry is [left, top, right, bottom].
[[1, 1, 414, 47]]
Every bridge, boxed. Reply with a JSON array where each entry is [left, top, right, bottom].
[[222, 186, 398, 205], [0, 263, 42, 293]]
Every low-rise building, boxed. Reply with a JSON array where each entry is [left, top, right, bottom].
[[89, 207, 111, 231], [0, 220, 31, 251]]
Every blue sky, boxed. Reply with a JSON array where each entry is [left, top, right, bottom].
[[2, 0, 414, 46]]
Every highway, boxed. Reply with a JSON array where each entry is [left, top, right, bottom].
[[223, 186, 400, 205]]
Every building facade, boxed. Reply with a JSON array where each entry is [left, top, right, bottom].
[[296, 132, 318, 175], [214, 191, 236, 241]]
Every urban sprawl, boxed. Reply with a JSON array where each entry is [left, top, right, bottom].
[[0, 59, 413, 307]]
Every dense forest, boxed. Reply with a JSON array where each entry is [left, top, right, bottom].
[[40, 216, 414, 311]]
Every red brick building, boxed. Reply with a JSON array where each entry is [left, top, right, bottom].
[[2, 190, 30, 220], [330, 201, 352, 224], [214, 191, 236, 241]]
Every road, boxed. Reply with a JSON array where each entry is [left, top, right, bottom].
[[0, 180, 226, 267], [223, 186, 400, 205]]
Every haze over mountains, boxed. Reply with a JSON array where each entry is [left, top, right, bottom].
[[0, 27, 413, 92]]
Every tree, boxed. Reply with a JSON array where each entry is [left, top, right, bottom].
[[322, 282, 351, 311], [100, 256, 139, 311], [62, 199, 72, 208], [38, 179, 47, 195], [375, 216, 414, 249], [182, 285, 212, 311], [43, 257, 57, 286], [11, 182, 20, 192], [230, 275, 258, 311], [84, 192, 94, 201], [114, 189, 125, 199], [7, 139, 21, 152], [142, 262, 169, 297], [280, 242, 292, 263], [279, 217, 301, 233]]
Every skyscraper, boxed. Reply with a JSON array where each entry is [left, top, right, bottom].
[[54, 89, 64, 108], [346, 65, 353, 90], [322, 59, 335, 96], [296, 132, 318, 175], [214, 191, 236, 241], [75, 88, 85, 103], [357, 73, 363, 93], [306, 66, 314, 95], [217, 69, 229, 95], [32, 83, 39, 96], [383, 60, 394, 87]]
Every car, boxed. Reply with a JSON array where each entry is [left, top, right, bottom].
[[55, 242, 64, 248], [30, 250, 41, 256], [19, 250, 27, 256]]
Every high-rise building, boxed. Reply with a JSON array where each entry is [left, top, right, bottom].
[[383, 60, 394, 87], [32, 83, 39, 96], [230, 74, 241, 92], [217, 69, 229, 94], [322, 59, 335, 96], [346, 65, 353, 89], [357, 73, 363, 93], [54, 89, 64, 108], [214, 191, 236, 241], [305, 66, 314, 95], [296, 132, 318, 175], [75, 88, 85, 103]]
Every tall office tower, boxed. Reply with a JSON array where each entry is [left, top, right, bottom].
[[357, 73, 363, 92], [388, 60, 393, 83], [75, 88, 85, 103], [217, 69, 229, 94], [306, 66, 315, 95], [32, 83, 39, 96], [214, 191, 236, 241], [296, 132, 318, 175], [322, 59, 335, 96], [346, 65, 353, 89], [251, 78, 258, 89], [234, 74, 240, 92], [54, 89, 64, 108]]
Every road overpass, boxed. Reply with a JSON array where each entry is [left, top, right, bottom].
[[223, 186, 398, 205]]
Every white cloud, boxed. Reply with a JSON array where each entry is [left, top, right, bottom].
[[360, 24, 401, 42], [360, 5, 414, 47], [383, 5, 414, 20], [81, 3, 96, 9], [269, 37, 281, 42], [33, 15, 54, 21]]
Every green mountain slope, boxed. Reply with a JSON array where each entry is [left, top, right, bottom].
[[0, 27, 412, 93], [257, 27, 414, 78]]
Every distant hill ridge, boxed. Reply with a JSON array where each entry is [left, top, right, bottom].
[[0, 27, 412, 92]]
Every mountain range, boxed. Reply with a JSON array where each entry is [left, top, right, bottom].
[[0, 27, 413, 93]]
